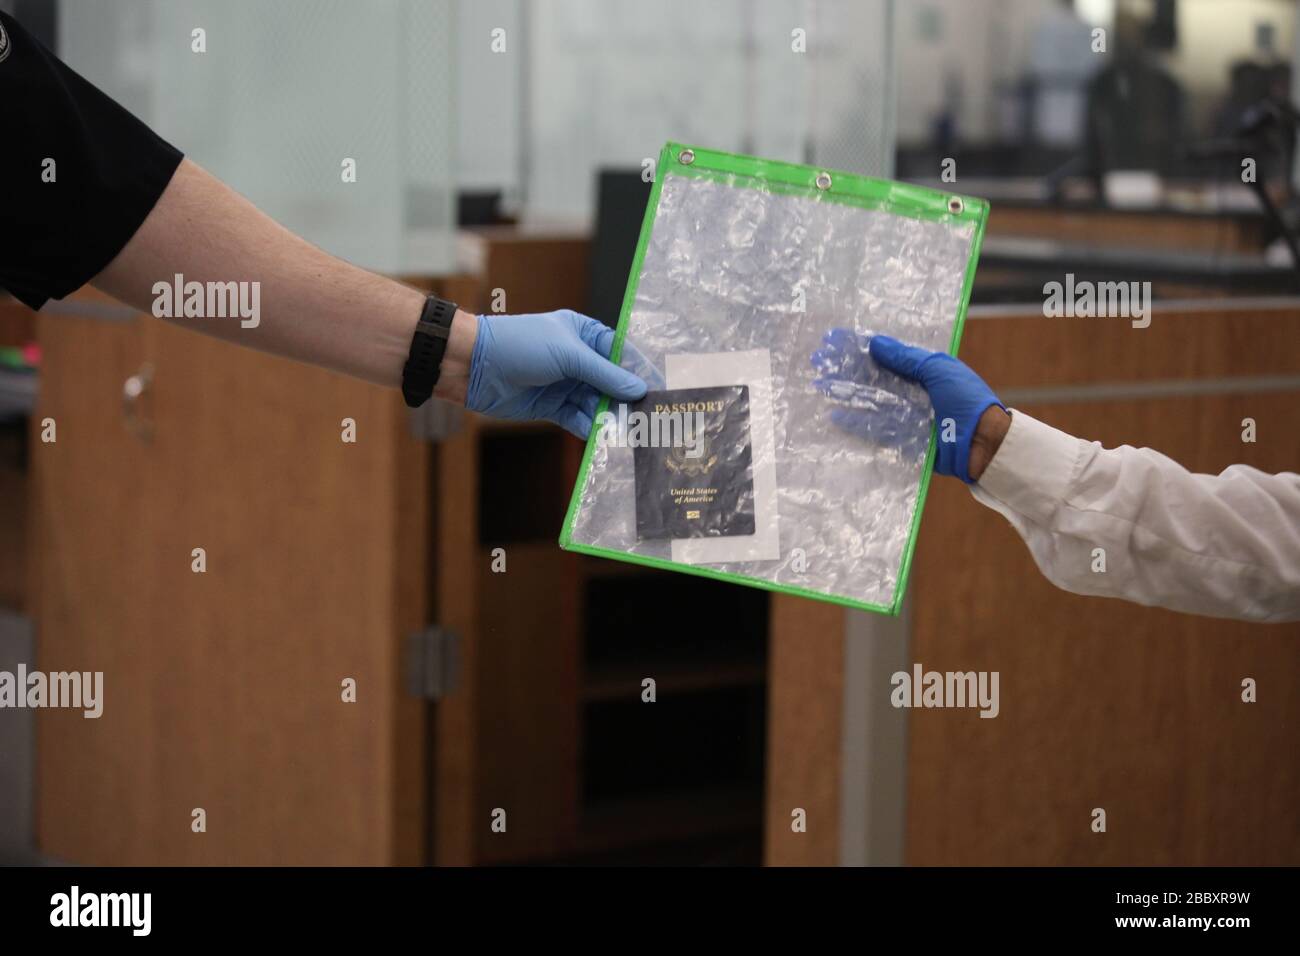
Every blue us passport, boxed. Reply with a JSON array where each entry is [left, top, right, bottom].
[[631, 385, 755, 540]]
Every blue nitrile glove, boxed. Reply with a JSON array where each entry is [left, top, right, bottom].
[[467, 310, 648, 438], [811, 329, 1004, 484]]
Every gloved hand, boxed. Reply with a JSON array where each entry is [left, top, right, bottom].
[[467, 309, 648, 438], [811, 329, 1006, 483]]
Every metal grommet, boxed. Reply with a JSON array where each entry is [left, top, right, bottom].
[[815, 171, 832, 191], [679, 149, 695, 166], [947, 196, 964, 215]]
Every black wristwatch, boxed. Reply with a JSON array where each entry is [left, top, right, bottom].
[[401, 295, 458, 408]]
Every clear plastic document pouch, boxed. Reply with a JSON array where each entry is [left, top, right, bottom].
[[560, 142, 988, 614]]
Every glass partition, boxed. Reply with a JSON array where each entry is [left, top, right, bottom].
[[58, 0, 457, 275]]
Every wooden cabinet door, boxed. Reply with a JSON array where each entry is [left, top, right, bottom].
[[33, 305, 158, 865], [35, 302, 427, 864]]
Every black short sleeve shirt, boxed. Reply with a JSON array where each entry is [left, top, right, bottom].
[[0, 11, 184, 309]]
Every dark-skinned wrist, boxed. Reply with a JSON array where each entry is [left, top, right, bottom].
[[968, 405, 1011, 482]]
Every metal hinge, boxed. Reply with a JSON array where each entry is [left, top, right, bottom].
[[405, 627, 460, 700]]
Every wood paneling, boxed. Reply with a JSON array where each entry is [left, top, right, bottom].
[[426, 234, 589, 865], [905, 306, 1300, 865], [475, 541, 581, 864], [32, 315, 154, 865], [0, 296, 37, 348], [462, 229, 591, 316], [0, 431, 25, 613], [429, 415, 479, 866], [35, 312, 426, 865], [763, 595, 844, 866], [960, 305, 1300, 388], [761, 301, 1300, 867], [0, 295, 38, 612]]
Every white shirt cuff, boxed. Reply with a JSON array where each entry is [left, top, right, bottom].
[[972, 410, 1085, 524]]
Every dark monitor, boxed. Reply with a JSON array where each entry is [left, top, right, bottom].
[[588, 170, 653, 328], [1145, 0, 1177, 51], [457, 190, 506, 227]]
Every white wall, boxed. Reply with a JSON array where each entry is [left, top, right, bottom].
[[523, 0, 804, 223], [453, 0, 897, 224], [1164, 0, 1295, 129], [894, 0, 1053, 145], [456, 0, 523, 199], [60, 0, 457, 275]]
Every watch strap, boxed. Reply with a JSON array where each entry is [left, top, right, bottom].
[[401, 295, 458, 408]]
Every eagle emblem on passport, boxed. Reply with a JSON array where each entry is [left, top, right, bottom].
[[664, 430, 718, 477]]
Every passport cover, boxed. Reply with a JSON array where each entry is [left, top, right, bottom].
[[632, 386, 755, 539]]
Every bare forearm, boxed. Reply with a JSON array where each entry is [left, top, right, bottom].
[[91, 158, 475, 400]]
